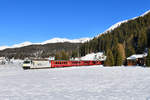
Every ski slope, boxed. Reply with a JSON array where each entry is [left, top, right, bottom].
[[0, 63, 150, 100]]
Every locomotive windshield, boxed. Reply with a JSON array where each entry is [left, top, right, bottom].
[[23, 61, 31, 64]]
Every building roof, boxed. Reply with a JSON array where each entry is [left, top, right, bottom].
[[127, 53, 147, 60]]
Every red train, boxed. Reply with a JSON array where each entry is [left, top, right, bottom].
[[23, 60, 103, 69], [51, 60, 102, 68]]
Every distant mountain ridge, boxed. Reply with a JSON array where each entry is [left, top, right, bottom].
[[0, 37, 91, 51], [0, 42, 82, 59]]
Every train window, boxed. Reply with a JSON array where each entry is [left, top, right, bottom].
[[93, 61, 96, 64], [73, 62, 77, 64], [57, 62, 59, 64], [84, 62, 87, 64], [54, 61, 68, 64]]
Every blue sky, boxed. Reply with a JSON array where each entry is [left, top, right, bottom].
[[0, 0, 150, 46]]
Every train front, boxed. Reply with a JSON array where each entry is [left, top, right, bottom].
[[22, 59, 52, 69], [22, 60, 32, 69]]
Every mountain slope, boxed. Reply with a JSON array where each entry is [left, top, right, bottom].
[[80, 10, 150, 58], [97, 10, 150, 37]]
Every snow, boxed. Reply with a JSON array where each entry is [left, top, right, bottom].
[[104, 20, 128, 34], [141, 10, 150, 17], [127, 53, 147, 60], [0, 38, 91, 51], [0, 62, 150, 100], [12, 41, 33, 48], [41, 37, 91, 44], [0, 46, 9, 50], [80, 52, 106, 61]]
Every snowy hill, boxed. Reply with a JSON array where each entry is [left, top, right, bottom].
[[97, 10, 150, 37], [73, 52, 106, 61], [41, 37, 91, 44], [11, 41, 33, 48], [0, 37, 90, 51], [0, 46, 9, 51]]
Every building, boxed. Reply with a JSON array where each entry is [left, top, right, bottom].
[[0, 57, 6, 65], [127, 53, 147, 66]]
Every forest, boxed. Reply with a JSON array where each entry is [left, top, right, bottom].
[[79, 12, 150, 66]]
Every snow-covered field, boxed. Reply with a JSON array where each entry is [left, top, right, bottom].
[[0, 62, 150, 100]]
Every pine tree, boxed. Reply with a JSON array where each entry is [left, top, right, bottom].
[[61, 51, 69, 60], [55, 53, 60, 60], [146, 49, 150, 67], [104, 50, 114, 66], [113, 44, 123, 66], [116, 49, 123, 66], [71, 51, 78, 58], [147, 28, 150, 47]]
